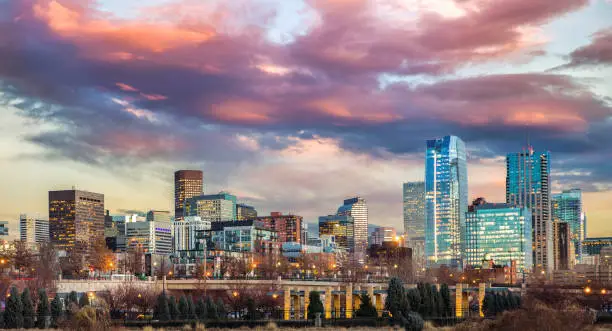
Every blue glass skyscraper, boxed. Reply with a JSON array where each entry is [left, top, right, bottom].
[[506, 148, 553, 274], [425, 136, 468, 269], [552, 189, 585, 263]]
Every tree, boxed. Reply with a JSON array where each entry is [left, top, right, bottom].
[[385, 277, 409, 321], [154, 293, 170, 321], [50, 296, 63, 327], [168, 296, 180, 320], [5, 286, 24, 328], [67, 291, 78, 307], [13, 240, 35, 278], [37, 289, 50, 329], [404, 311, 424, 331], [306, 291, 324, 319], [88, 239, 116, 275], [216, 298, 227, 319], [22, 288, 35, 328], [482, 292, 495, 317], [246, 297, 257, 320], [79, 293, 90, 307], [494, 293, 504, 314], [407, 288, 421, 315], [187, 295, 197, 319], [178, 295, 189, 320], [33, 243, 59, 290], [439, 284, 451, 317], [195, 297, 207, 320], [206, 297, 218, 319], [430, 285, 439, 318], [355, 293, 378, 318]]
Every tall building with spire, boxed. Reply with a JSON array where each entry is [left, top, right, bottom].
[[506, 148, 553, 274], [174, 170, 203, 221], [425, 136, 468, 269]]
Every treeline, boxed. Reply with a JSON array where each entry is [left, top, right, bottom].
[[153, 292, 227, 321], [482, 291, 521, 318]]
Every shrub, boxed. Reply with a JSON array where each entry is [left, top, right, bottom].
[[50, 295, 63, 327], [195, 297, 207, 320], [72, 306, 110, 331], [154, 293, 170, 321], [22, 288, 35, 328], [79, 292, 90, 307], [37, 289, 50, 329], [404, 311, 424, 331], [5, 286, 24, 328]]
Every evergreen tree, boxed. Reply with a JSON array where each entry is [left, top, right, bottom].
[[0, 310, 4, 329], [423, 283, 435, 318], [515, 294, 522, 309], [416, 283, 427, 316], [407, 288, 421, 316], [439, 284, 452, 317], [501, 292, 511, 312], [187, 295, 197, 319], [482, 292, 495, 317], [154, 293, 170, 321], [494, 293, 504, 314], [216, 298, 226, 319], [430, 285, 439, 318], [168, 296, 180, 320], [36, 289, 50, 329], [178, 295, 189, 320], [50, 296, 63, 327], [5, 286, 24, 328], [355, 293, 378, 318], [436, 288, 445, 318], [67, 291, 78, 306], [22, 288, 35, 328], [195, 297, 207, 320], [385, 277, 409, 321], [246, 297, 257, 320], [78, 293, 90, 307], [206, 297, 218, 319], [306, 291, 325, 319]]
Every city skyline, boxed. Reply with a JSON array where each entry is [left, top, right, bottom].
[[1, 0, 612, 240]]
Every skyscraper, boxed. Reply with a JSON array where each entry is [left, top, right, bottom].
[[19, 214, 49, 244], [552, 189, 585, 263], [403, 182, 425, 270], [465, 201, 532, 273], [185, 192, 237, 222], [553, 221, 574, 270], [319, 215, 355, 253], [337, 197, 368, 262], [257, 212, 303, 243], [506, 148, 553, 274], [49, 189, 105, 255], [174, 170, 203, 221], [425, 136, 468, 269]]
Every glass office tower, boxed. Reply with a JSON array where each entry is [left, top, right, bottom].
[[465, 203, 533, 273], [552, 189, 585, 263], [506, 148, 553, 274], [425, 136, 468, 269]]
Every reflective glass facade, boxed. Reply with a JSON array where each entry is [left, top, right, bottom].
[[318, 215, 355, 253], [403, 182, 425, 244], [337, 197, 368, 261], [201, 220, 278, 252], [185, 192, 237, 222], [506, 149, 553, 273], [425, 136, 468, 269], [465, 203, 533, 273], [236, 203, 258, 220], [552, 189, 585, 263], [582, 237, 612, 256]]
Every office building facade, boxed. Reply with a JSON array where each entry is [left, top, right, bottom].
[[403, 182, 425, 244], [425, 136, 468, 269], [371, 227, 397, 246], [174, 170, 203, 221], [257, 212, 303, 244], [337, 197, 368, 261], [49, 189, 104, 254], [126, 220, 173, 255], [173, 216, 211, 251], [553, 221, 574, 270], [319, 215, 355, 253], [199, 220, 279, 253], [582, 237, 612, 256], [552, 189, 585, 263], [19, 214, 49, 243], [465, 202, 533, 273], [0, 221, 8, 237], [506, 148, 553, 274], [236, 204, 257, 221], [185, 192, 236, 222], [146, 210, 171, 223]]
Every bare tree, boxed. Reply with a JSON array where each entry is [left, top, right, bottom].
[[32, 242, 59, 290], [13, 240, 35, 278], [88, 239, 116, 275]]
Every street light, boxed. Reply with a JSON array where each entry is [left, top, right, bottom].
[[601, 289, 607, 295], [232, 291, 239, 297], [584, 286, 592, 294]]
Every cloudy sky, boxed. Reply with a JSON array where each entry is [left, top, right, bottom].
[[1, 0, 611, 238]]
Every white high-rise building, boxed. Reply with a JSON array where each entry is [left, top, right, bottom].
[[337, 197, 368, 263], [173, 216, 211, 251], [20, 214, 49, 244]]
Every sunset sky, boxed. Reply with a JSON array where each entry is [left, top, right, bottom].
[[1, 0, 611, 238]]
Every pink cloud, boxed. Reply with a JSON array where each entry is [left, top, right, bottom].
[[140, 93, 168, 101], [565, 28, 612, 67], [115, 82, 139, 92]]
